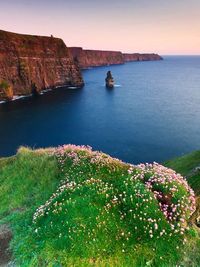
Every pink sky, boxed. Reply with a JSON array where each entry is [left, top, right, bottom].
[[0, 0, 200, 55]]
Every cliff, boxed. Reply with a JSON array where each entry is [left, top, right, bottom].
[[0, 29, 163, 102], [69, 47, 124, 68], [69, 47, 162, 69], [123, 53, 163, 62], [0, 30, 84, 101]]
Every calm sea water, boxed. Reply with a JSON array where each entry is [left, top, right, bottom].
[[0, 56, 200, 164]]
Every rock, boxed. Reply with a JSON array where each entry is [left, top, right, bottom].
[[189, 197, 200, 229], [123, 53, 163, 62], [105, 71, 114, 88], [0, 225, 12, 266], [69, 47, 124, 69], [0, 30, 84, 101], [187, 165, 200, 178], [69, 47, 163, 69]]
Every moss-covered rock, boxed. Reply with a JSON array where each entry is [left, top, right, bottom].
[[0, 80, 13, 101]]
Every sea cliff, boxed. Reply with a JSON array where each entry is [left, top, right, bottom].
[[69, 47, 124, 68], [0, 30, 84, 101], [69, 47, 163, 69], [0, 29, 163, 102], [123, 53, 162, 62]]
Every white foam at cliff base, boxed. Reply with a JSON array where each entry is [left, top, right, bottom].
[[68, 86, 78, 89], [12, 94, 32, 101], [40, 89, 52, 95], [0, 95, 32, 105], [101, 84, 122, 87]]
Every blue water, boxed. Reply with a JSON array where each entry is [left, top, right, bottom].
[[0, 56, 200, 164]]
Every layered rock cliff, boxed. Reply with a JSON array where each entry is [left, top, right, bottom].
[[69, 47, 162, 69], [123, 53, 163, 62], [0, 29, 163, 102], [0, 30, 84, 101], [69, 47, 124, 69]]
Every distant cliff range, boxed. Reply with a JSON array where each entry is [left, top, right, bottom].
[[0, 29, 162, 102], [69, 47, 163, 69]]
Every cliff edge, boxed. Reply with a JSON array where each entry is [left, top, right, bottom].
[[0, 30, 84, 101], [69, 47, 124, 69], [123, 53, 163, 62], [69, 47, 163, 69]]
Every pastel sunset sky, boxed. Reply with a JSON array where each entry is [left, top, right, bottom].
[[1, 0, 200, 55]]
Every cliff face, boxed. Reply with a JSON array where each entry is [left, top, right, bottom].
[[69, 47, 162, 69], [0, 30, 84, 101], [123, 53, 163, 62], [69, 47, 124, 68]]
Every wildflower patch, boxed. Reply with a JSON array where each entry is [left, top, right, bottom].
[[33, 145, 196, 258]]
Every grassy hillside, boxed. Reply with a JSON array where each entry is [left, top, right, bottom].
[[165, 150, 200, 196], [0, 146, 199, 267]]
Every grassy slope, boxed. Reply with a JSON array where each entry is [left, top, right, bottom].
[[164, 151, 200, 267], [0, 147, 199, 267], [0, 147, 62, 267], [0, 148, 60, 218], [165, 150, 200, 196]]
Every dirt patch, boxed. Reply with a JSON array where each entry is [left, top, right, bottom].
[[0, 225, 12, 266]]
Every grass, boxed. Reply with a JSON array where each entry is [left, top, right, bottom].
[[0, 80, 9, 90], [165, 150, 200, 195], [0, 146, 199, 266]]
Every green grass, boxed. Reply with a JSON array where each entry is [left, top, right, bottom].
[[0, 146, 199, 266], [165, 150, 200, 195], [0, 80, 10, 90]]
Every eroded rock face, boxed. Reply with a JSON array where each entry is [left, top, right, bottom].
[[105, 71, 114, 88], [123, 53, 163, 62], [69, 47, 124, 68], [0, 30, 84, 101], [69, 47, 163, 69]]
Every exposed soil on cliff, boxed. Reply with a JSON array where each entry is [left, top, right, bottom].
[[0, 225, 12, 267]]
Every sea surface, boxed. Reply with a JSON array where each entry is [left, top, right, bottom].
[[1, 56, 200, 164]]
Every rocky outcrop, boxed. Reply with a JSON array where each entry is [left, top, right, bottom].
[[69, 47, 124, 68], [69, 47, 162, 69], [105, 71, 114, 88], [123, 53, 163, 62], [0, 30, 84, 101], [0, 225, 12, 266]]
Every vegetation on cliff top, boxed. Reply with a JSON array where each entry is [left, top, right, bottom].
[[0, 146, 199, 266], [165, 150, 200, 196]]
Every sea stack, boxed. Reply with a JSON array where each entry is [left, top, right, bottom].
[[105, 71, 114, 88]]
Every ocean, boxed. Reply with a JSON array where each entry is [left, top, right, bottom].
[[0, 56, 200, 164]]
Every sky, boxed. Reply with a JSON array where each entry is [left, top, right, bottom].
[[0, 0, 200, 55]]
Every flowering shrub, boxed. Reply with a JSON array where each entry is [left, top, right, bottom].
[[128, 163, 196, 238], [33, 145, 196, 257]]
